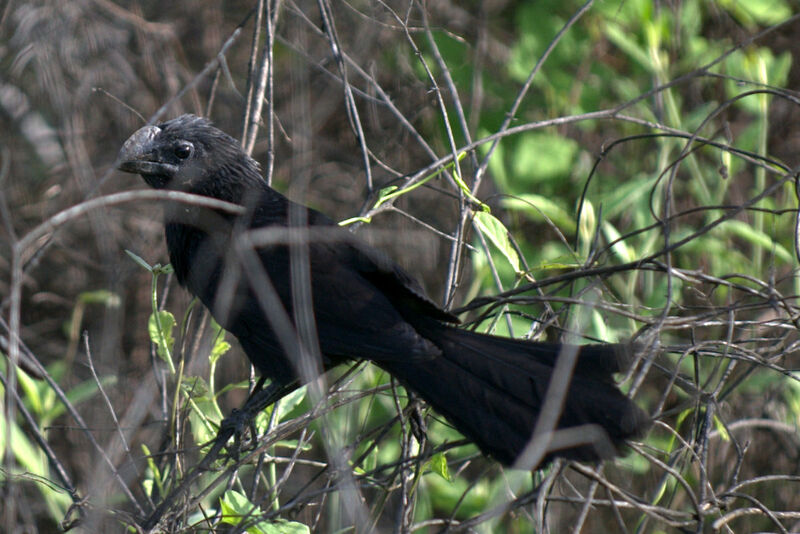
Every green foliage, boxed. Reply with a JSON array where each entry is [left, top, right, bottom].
[[339, 151, 468, 226], [209, 320, 232, 366], [147, 310, 176, 365], [182, 376, 223, 445], [393, 4, 799, 529], [428, 452, 451, 482], [0, 358, 101, 523], [141, 443, 168, 499], [128, 249, 178, 373], [414, 0, 797, 348], [254, 385, 308, 435], [473, 210, 521, 274], [219, 490, 310, 533], [784, 373, 800, 424], [717, 0, 792, 27]]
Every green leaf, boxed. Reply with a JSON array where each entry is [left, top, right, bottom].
[[600, 173, 653, 219], [577, 200, 596, 259], [430, 452, 451, 481], [601, 221, 635, 263], [784, 373, 800, 424], [0, 408, 6, 463], [125, 249, 153, 272], [16, 364, 43, 416], [531, 260, 581, 271], [220, 490, 309, 534], [723, 220, 792, 263], [208, 318, 230, 366], [511, 133, 579, 185], [274, 386, 307, 418], [377, 185, 399, 201], [473, 211, 521, 273], [717, 0, 791, 27], [147, 311, 176, 364], [208, 322, 231, 366], [255, 520, 310, 534], [256, 385, 308, 431], [502, 194, 575, 234], [604, 22, 652, 72], [78, 289, 121, 307], [209, 339, 231, 365], [154, 263, 174, 275], [220, 490, 259, 526], [181, 375, 211, 398], [44, 375, 115, 425], [141, 443, 166, 497], [724, 49, 792, 115], [182, 376, 222, 443], [10, 420, 45, 475], [713, 415, 730, 442]]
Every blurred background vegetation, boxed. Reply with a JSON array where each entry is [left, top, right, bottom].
[[3, 0, 800, 532]]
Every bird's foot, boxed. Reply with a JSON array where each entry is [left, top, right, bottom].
[[217, 407, 259, 460], [407, 395, 428, 446], [215, 381, 295, 460]]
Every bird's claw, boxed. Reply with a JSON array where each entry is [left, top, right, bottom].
[[218, 407, 258, 460], [408, 399, 428, 446]]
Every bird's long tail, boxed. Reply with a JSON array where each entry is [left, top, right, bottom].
[[378, 322, 649, 466]]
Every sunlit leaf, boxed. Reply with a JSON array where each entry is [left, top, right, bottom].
[[430, 452, 452, 482], [473, 211, 521, 273], [220, 490, 309, 534], [148, 311, 176, 364]]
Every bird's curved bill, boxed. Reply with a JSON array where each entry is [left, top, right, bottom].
[[117, 125, 179, 176]]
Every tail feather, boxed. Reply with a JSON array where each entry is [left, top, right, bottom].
[[379, 323, 649, 466]]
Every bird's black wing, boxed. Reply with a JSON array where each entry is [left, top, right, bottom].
[[250, 192, 458, 323], [241, 190, 451, 365], [342, 239, 459, 324]]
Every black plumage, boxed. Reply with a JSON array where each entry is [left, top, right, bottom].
[[117, 114, 648, 466]]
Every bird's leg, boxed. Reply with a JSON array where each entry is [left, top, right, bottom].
[[219, 375, 263, 458], [249, 375, 268, 400], [218, 379, 296, 458], [406, 390, 428, 446], [142, 380, 296, 529], [245, 376, 267, 449]]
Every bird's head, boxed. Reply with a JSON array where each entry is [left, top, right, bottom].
[[117, 114, 258, 191]]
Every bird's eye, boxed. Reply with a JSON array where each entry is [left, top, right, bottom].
[[174, 142, 193, 159]]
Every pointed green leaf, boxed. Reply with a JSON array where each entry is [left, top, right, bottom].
[[125, 249, 152, 272], [723, 220, 792, 263], [220, 490, 310, 534], [502, 194, 575, 234], [473, 210, 521, 273], [713, 415, 730, 442], [147, 310, 176, 364], [430, 452, 451, 481]]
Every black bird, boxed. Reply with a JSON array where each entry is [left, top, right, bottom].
[[117, 114, 648, 466]]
